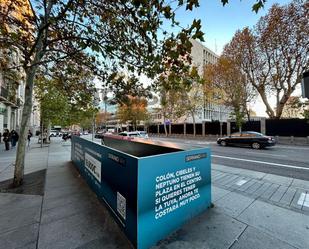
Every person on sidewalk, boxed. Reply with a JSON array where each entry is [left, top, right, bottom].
[[0, 131, 2, 143], [27, 130, 33, 147], [10, 130, 19, 148], [3, 129, 10, 151]]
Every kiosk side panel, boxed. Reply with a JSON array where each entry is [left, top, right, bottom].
[[71, 136, 138, 247], [137, 148, 211, 249]]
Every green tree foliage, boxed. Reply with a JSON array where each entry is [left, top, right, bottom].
[[0, 0, 206, 186], [0, 0, 267, 186], [35, 63, 97, 128]]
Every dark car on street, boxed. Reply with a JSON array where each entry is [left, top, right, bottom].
[[217, 131, 276, 149]]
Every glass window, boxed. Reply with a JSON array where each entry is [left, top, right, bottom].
[[241, 133, 255, 137]]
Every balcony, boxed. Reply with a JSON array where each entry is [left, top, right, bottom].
[[0, 86, 19, 107], [0, 86, 8, 99], [16, 97, 22, 107]]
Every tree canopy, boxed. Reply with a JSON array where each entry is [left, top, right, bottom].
[[204, 56, 256, 127], [117, 96, 148, 129], [223, 0, 309, 119], [0, 0, 267, 186]]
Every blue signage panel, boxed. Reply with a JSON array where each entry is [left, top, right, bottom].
[[137, 149, 211, 249], [71, 136, 139, 247], [71, 136, 211, 249]]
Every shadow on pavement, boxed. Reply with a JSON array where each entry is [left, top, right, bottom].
[[0, 169, 46, 196]]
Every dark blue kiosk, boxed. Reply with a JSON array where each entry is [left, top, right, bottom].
[[71, 135, 211, 249]]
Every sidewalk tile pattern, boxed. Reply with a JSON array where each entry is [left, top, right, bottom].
[[212, 170, 309, 214]]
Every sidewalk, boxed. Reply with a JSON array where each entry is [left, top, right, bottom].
[[0, 138, 308, 249]]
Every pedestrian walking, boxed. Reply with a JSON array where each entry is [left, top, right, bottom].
[[10, 130, 19, 148], [27, 130, 33, 147], [3, 129, 10, 151], [0, 132, 2, 143]]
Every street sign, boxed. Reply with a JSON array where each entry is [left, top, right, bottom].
[[164, 119, 171, 125]]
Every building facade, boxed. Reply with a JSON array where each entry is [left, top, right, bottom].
[[0, 49, 25, 133], [187, 39, 232, 123], [149, 40, 232, 124], [0, 1, 40, 134]]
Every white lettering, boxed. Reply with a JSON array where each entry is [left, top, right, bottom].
[[154, 167, 203, 219]]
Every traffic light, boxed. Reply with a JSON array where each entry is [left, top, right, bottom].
[[302, 71, 309, 98]]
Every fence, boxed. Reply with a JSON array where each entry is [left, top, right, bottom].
[[266, 119, 309, 137], [148, 121, 227, 136], [148, 118, 309, 137], [230, 120, 260, 133]]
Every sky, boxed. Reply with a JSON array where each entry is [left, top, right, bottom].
[[173, 0, 292, 55]]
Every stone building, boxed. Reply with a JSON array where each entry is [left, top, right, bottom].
[[0, 1, 40, 134], [0, 49, 25, 132], [150, 40, 232, 125]]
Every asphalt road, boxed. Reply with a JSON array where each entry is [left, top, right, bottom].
[[80, 134, 309, 181], [150, 136, 309, 181]]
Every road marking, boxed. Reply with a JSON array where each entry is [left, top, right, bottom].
[[212, 155, 309, 171], [236, 179, 248, 186], [297, 193, 309, 207], [196, 141, 215, 145], [246, 151, 287, 157], [276, 145, 309, 151]]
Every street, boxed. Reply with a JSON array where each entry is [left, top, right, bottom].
[[146, 137, 309, 181], [82, 134, 309, 180], [1, 136, 308, 249]]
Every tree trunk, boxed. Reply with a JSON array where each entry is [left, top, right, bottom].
[[257, 88, 275, 118], [275, 92, 292, 119], [163, 112, 168, 136], [47, 120, 51, 143], [13, 67, 36, 187], [246, 107, 251, 121], [40, 121, 43, 148], [192, 112, 196, 137], [163, 122, 168, 137], [13, 30, 45, 186]]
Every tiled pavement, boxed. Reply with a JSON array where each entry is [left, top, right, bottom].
[[212, 164, 309, 214], [0, 139, 309, 249]]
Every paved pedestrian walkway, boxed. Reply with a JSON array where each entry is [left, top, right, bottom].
[[0, 138, 308, 249]]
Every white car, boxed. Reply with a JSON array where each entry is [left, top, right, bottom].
[[49, 130, 58, 137], [118, 131, 149, 138]]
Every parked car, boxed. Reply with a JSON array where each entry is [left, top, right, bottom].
[[217, 131, 276, 149], [49, 130, 58, 137], [118, 131, 149, 138], [95, 130, 105, 138], [137, 131, 149, 138]]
